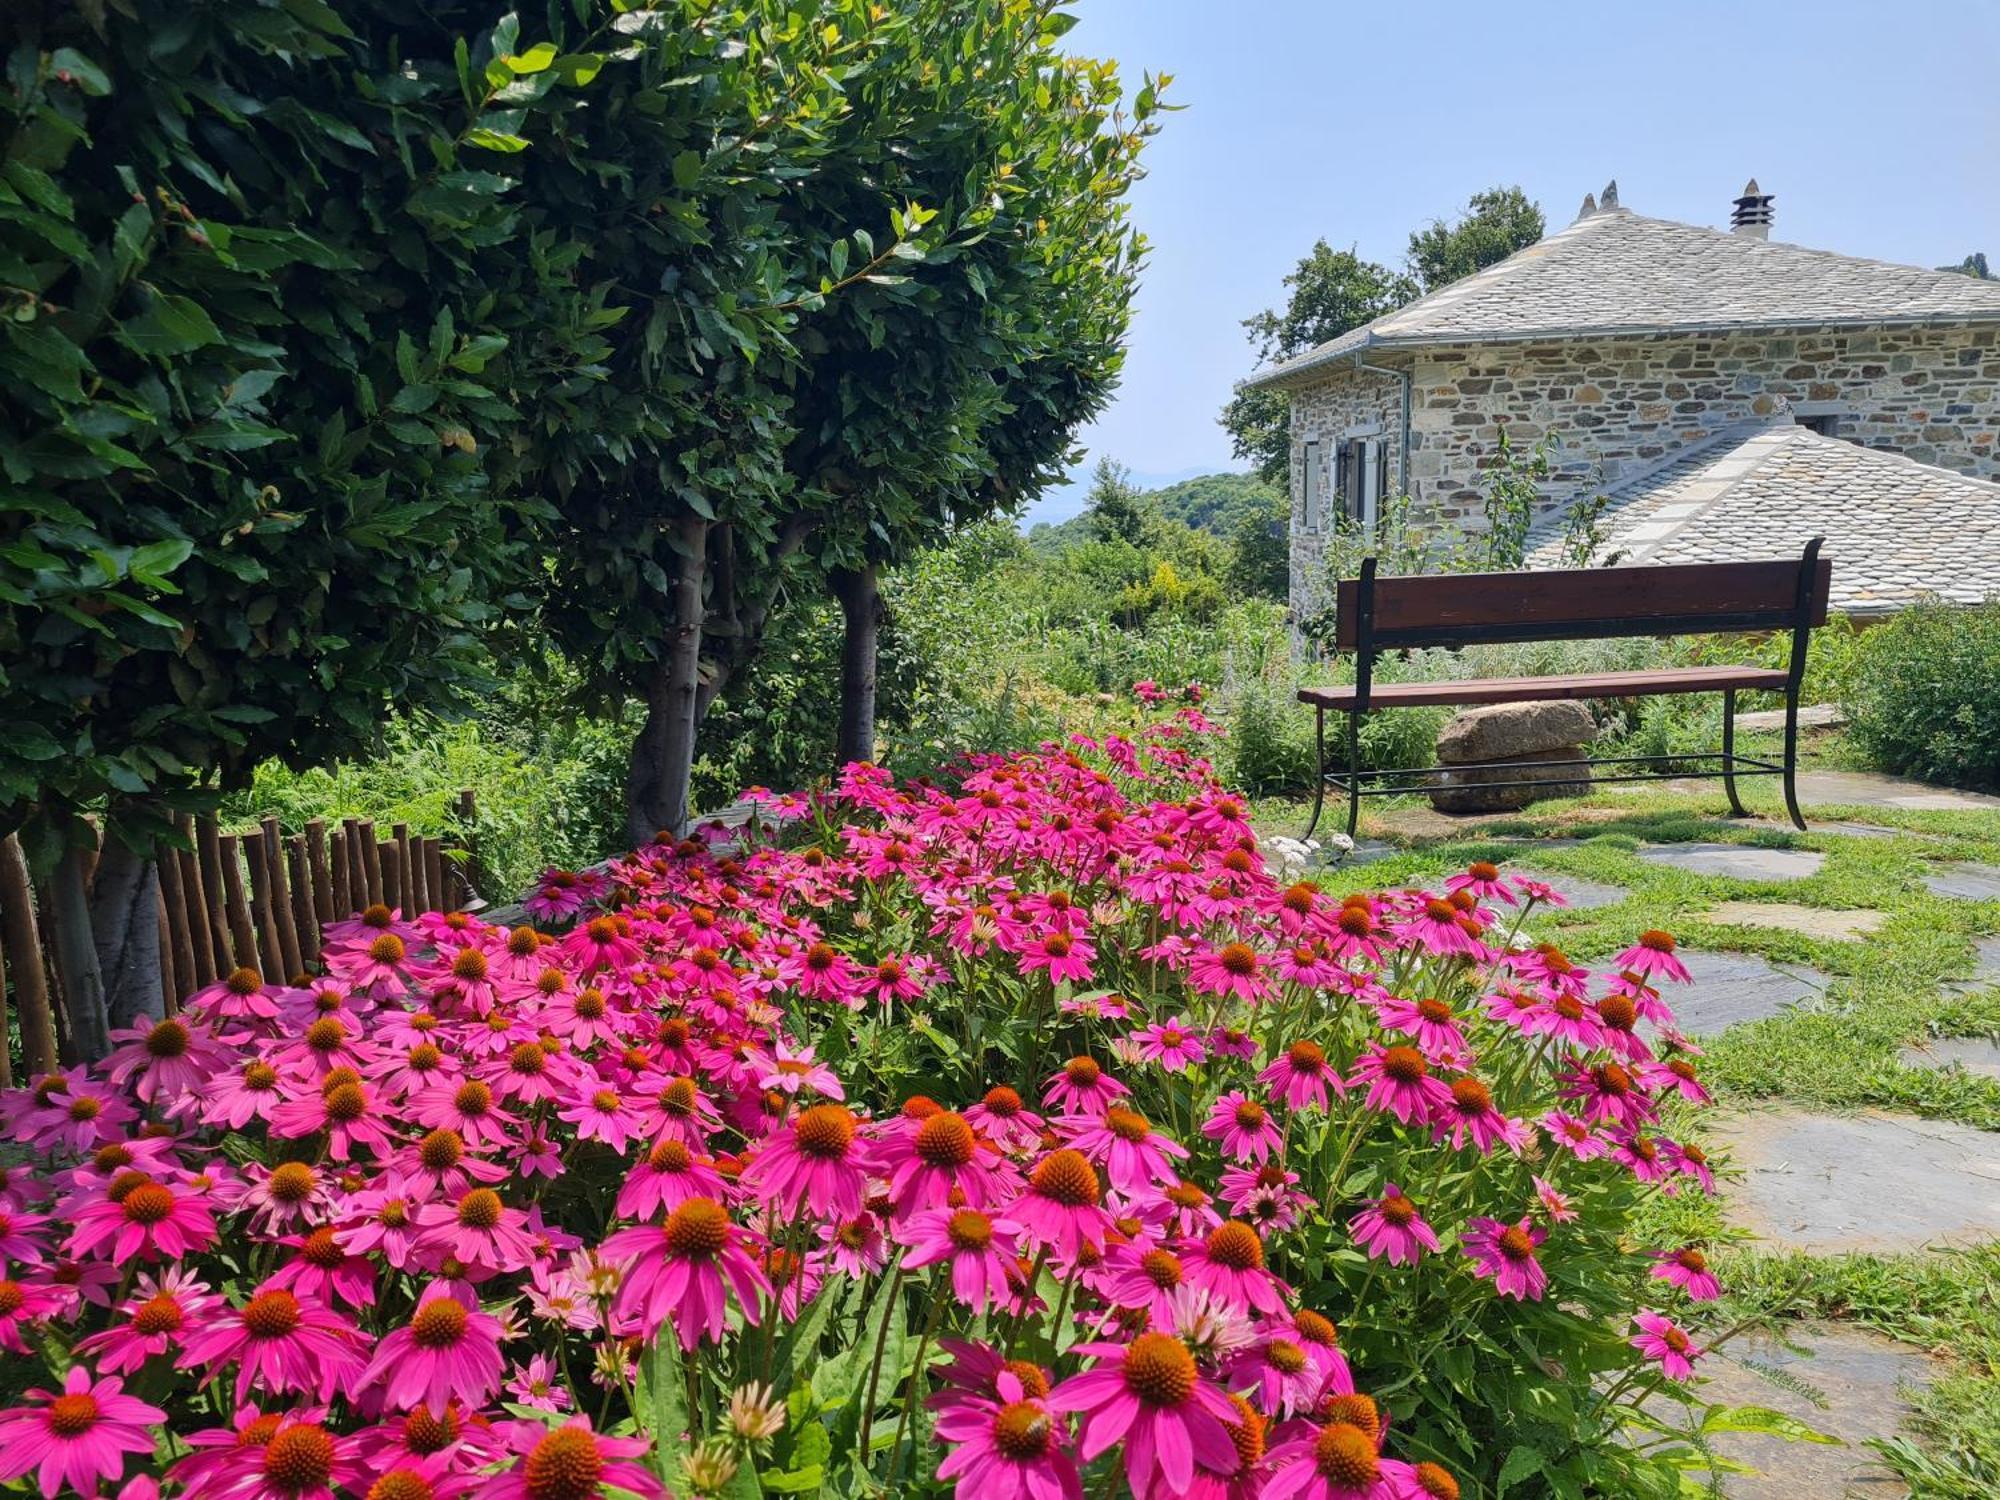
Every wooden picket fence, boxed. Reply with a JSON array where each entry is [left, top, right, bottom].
[[0, 792, 483, 1084]]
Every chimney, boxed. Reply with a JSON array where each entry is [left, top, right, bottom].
[[1575, 192, 1597, 221], [1731, 179, 1774, 240], [1599, 179, 1619, 211]]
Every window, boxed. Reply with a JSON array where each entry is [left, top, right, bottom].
[[1339, 436, 1389, 531], [1796, 412, 1842, 438], [1301, 440, 1322, 532]]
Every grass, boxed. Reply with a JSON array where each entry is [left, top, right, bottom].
[[1253, 756, 2000, 1495]]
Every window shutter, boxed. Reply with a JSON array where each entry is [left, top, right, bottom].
[[1301, 441, 1321, 531], [1343, 439, 1363, 522]]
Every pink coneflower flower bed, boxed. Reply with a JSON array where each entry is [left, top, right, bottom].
[[0, 711, 1728, 1497]]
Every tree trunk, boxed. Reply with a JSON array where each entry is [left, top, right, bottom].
[[0, 835, 58, 1077], [89, 832, 165, 1032], [625, 513, 711, 848], [832, 563, 883, 767], [46, 841, 112, 1061]]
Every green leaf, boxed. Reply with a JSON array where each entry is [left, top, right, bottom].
[[464, 128, 530, 153], [635, 1340, 689, 1494], [121, 294, 222, 357], [672, 150, 701, 189], [1700, 1403, 1843, 1444], [1497, 1445, 1546, 1495], [503, 43, 558, 73], [129, 538, 194, 583], [49, 48, 112, 97], [9, 723, 64, 761]]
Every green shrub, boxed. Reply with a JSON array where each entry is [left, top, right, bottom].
[[1846, 600, 2000, 789]]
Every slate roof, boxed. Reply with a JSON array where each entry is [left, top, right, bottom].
[[1522, 419, 2000, 614], [1248, 208, 2000, 389]]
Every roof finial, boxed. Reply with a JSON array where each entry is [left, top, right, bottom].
[[1575, 192, 1597, 221], [1600, 179, 1619, 211], [1731, 178, 1774, 240]]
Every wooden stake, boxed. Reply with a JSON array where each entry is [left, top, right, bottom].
[[380, 840, 403, 914], [456, 789, 480, 901], [287, 836, 320, 969], [358, 820, 383, 907], [196, 817, 232, 976], [260, 819, 303, 981], [158, 848, 201, 1002], [0, 837, 39, 1080], [175, 817, 216, 990], [393, 823, 420, 913], [306, 819, 335, 925], [425, 837, 447, 916], [157, 897, 178, 1015], [217, 835, 261, 975]]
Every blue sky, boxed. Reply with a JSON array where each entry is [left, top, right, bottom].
[[1019, 0, 2000, 526]]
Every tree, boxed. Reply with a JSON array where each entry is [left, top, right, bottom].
[[1220, 243, 1414, 483], [1083, 457, 1156, 546], [1, 0, 563, 1041], [1940, 252, 1993, 279], [1225, 487, 1291, 599], [1407, 186, 1545, 293]]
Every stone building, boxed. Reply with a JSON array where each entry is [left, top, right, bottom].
[[1244, 182, 2000, 618]]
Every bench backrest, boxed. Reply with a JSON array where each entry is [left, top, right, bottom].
[[1332, 545, 1831, 651]]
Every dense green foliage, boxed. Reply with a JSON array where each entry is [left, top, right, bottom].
[[1846, 599, 2000, 789], [1222, 187, 1545, 483]]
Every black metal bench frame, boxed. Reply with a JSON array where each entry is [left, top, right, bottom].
[[1301, 537, 1830, 840]]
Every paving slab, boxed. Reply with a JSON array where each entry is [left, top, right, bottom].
[[1814, 821, 1904, 841], [1899, 1036, 2000, 1081], [1639, 842, 1826, 881], [1698, 902, 1885, 941], [1794, 770, 2000, 811], [1707, 1108, 2000, 1253], [1922, 862, 2000, 901], [1732, 703, 1844, 734], [1662, 951, 1830, 1036], [1691, 1324, 1931, 1499], [1944, 935, 2000, 996]]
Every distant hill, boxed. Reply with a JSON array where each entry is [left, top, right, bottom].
[[1026, 470, 1280, 551]]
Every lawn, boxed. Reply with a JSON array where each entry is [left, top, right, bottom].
[[1256, 754, 2000, 1496]]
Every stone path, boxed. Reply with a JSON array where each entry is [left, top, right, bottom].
[[1639, 843, 1827, 881], [1693, 1324, 1932, 1500], [1699, 901, 1884, 941], [1706, 1108, 2000, 1253], [1922, 862, 2000, 901], [1944, 935, 2000, 996], [1666, 951, 1830, 1036], [1732, 702, 1845, 734], [1794, 771, 2000, 811], [1899, 1037, 2000, 1081], [1512, 870, 1625, 910]]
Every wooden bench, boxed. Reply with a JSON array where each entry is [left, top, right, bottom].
[[1299, 538, 1831, 838]]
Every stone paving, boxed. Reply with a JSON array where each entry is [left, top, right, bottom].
[[1511, 870, 1625, 910], [1706, 1109, 2000, 1254], [1921, 862, 2000, 900], [1667, 951, 1830, 1036], [1638, 842, 1827, 881], [1695, 1325, 1932, 1500], [1793, 770, 2000, 812], [1944, 935, 2000, 995], [1899, 1036, 2000, 1081], [1699, 901, 1884, 941]]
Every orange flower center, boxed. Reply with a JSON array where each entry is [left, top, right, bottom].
[[1315, 1421, 1380, 1485], [1205, 1221, 1264, 1271], [242, 1289, 302, 1339], [946, 1210, 994, 1252], [266, 1162, 318, 1204], [122, 1183, 176, 1225], [456, 1189, 503, 1230], [410, 1298, 469, 1350], [1064, 1056, 1101, 1086], [1120, 1333, 1198, 1407], [991, 1400, 1054, 1460], [1031, 1149, 1100, 1208], [915, 1112, 977, 1168], [1381, 1046, 1428, 1084], [793, 1104, 857, 1160], [145, 1019, 192, 1058], [46, 1393, 98, 1437], [1104, 1106, 1152, 1143], [664, 1198, 731, 1258]]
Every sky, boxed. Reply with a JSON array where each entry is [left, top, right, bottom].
[[1018, 0, 2000, 526]]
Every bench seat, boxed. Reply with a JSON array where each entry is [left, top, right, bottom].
[[1297, 664, 1790, 711]]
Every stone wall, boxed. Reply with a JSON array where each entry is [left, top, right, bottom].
[[1285, 322, 2000, 607], [1286, 366, 1403, 620]]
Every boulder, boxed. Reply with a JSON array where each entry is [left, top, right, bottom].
[[1429, 747, 1592, 813], [1429, 700, 1595, 813], [1435, 700, 1596, 764]]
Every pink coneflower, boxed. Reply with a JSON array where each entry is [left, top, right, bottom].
[[101, 1016, 227, 1106], [599, 1197, 771, 1350], [1187, 942, 1272, 1004], [615, 1139, 729, 1221], [1531, 1176, 1578, 1224], [1614, 929, 1692, 984], [1558, 1060, 1656, 1131], [506, 1353, 572, 1414], [1352, 1044, 1452, 1127], [240, 1159, 341, 1234], [1431, 1076, 1530, 1156], [1348, 1184, 1440, 1267], [1099, 1241, 1188, 1328], [1461, 1217, 1548, 1302], [965, 1086, 1045, 1152], [1201, 1092, 1284, 1164], [1374, 996, 1469, 1064], [1638, 1055, 1712, 1105], [360, 1284, 506, 1415], [488, 1420, 662, 1500], [264, 1226, 377, 1310], [1261, 1417, 1411, 1499], [201, 1058, 288, 1130], [1630, 1310, 1703, 1380], [903, 1208, 1024, 1314], [268, 1077, 395, 1161], [1010, 1150, 1114, 1261], [1541, 1109, 1613, 1162], [1062, 1106, 1189, 1196], [409, 1078, 519, 1151], [0, 1366, 166, 1500], [556, 1085, 644, 1153], [1445, 859, 1516, 906], [740, 1104, 875, 1220], [524, 867, 594, 922], [1394, 895, 1482, 959], [879, 1111, 1014, 1217], [823, 1212, 890, 1278], [1182, 1221, 1289, 1316], [1258, 1040, 1345, 1113], [1666, 1139, 1717, 1194], [1223, 1332, 1327, 1421], [1042, 1057, 1129, 1117], [0, 1275, 58, 1354], [412, 1187, 539, 1277], [1132, 1015, 1208, 1073], [934, 1369, 1080, 1500], [75, 1268, 219, 1374], [175, 1285, 366, 1401], [753, 1039, 845, 1101], [63, 1176, 214, 1263], [1049, 1333, 1240, 1495], [1650, 1246, 1722, 1301], [1019, 931, 1096, 986]]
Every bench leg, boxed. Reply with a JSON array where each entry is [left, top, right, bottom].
[[1781, 685, 1807, 832], [1303, 709, 1328, 841], [1344, 709, 1363, 840], [1720, 688, 1749, 818]]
